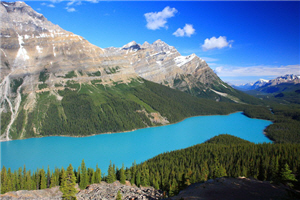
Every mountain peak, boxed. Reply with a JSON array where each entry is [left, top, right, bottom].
[[1, 1, 45, 20], [153, 39, 167, 46], [258, 79, 269, 83], [122, 41, 141, 51]]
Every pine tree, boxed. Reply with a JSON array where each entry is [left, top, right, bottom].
[[1, 166, 8, 194], [140, 163, 150, 186], [79, 159, 88, 189], [17, 167, 22, 191], [50, 168, 60, 188], [213, 156, 227, 178], [47, 166, 51, 188], [87, 168, 95, 185], [136, 171, 141, 187], [60, 167, 65, 186], [95, 164, 101, 183], [279, 163, 297, 187], [169, 178, 178, 196], [40, 169, 47, 189], [130, 161, 137, 185], [107, 161, 116, 183], [22, 165, 26, 190], [7, 168, 14, 192], [60, 164, 77, 200], [116, 190, 122, 200], [25, 171, 32, 190], [120, 164, 126, 184], [76, 167, 80, 184], [200, 161, 209, 182]]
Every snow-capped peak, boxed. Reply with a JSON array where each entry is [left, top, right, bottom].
[[174, 54, 196, 67], [258, 79, 269, 83]]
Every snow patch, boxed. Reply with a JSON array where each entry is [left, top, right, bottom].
[[1, 49, 7, 57], [24, 35, 31, 39], [36, 46, 43, 54], [221, 83, 227, 88], [52, 44, 56, 57], [156, 61, 162, 65], [259, 79, 269, 83], [174, 54, 196, 67], [16, 33, 29, 61]]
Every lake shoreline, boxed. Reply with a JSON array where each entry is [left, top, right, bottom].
[[2, 111, 273, 172], [0, 110, 273, 142]]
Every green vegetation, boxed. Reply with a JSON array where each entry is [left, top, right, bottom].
[[91, 79, 102, 85], [205, 134, 252, 145], [264, 104, 300, 143], [79, 160, 88, 189], [0, 110, 11, 135], [64, 71, 77, 78], [39, 70, 49, 83], [7, 77, 299, 144], [60, 164, 77, 200], [10, 78, 24, 93], [16, 79, 242, 138], [116, 190, 122, 200], [246, 84, 300, 104], [87, 71, 101, 77], [1, 135, 299, 196], [38, 83, 48, 90], [105, 66, 120, 74]]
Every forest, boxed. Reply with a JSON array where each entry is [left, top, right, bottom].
[[2, 78, 299, 143], [1, 135, 299, 197]]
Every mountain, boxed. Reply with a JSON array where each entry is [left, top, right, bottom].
[[234, 74, 300, 92], [0, 1, 256, 141], [105, 39, 259, 103], [233, 74, 300, 104]]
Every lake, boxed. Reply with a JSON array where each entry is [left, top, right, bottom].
[[1, 112, 272, 173]]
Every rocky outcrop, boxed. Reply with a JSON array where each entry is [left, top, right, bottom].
[[0, 186, 63, 200], [0, 181, 163, 200], [168, 177, 300, 200], [77, 181, 162, 200]]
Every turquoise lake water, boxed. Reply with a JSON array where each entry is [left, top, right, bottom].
[[1, 112, 272, 173]]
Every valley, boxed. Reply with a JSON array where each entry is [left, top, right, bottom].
[[0, 1, 299, 199]]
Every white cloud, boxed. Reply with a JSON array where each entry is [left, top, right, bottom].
[[65, 7, 76, 12], [215, 64, 300, 77], [202, 36, 233, 51], [173, 24, 195, 37], [173, 28, 185, 37], [47, 4, 55, 8], [144, 6, 177, 30], [67, 1, 75, 6], [86, 0, 100, 3]]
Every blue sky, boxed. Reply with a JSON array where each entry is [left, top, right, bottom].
[[25, 0, 299, 85]]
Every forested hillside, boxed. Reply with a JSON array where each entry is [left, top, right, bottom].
[[2, 135, 299, 196], [2, 79, 243, 139]]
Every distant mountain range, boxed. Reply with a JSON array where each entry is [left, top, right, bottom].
[[232, 74, 300, 104], [233, 74, 300, 92]]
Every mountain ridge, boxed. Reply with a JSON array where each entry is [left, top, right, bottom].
[[0, 1, 258, 141], [233, 74, 300, 91]]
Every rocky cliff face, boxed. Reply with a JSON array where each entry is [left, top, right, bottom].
[[0, 1, 138, 140], [105, 39, 222, 95]]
